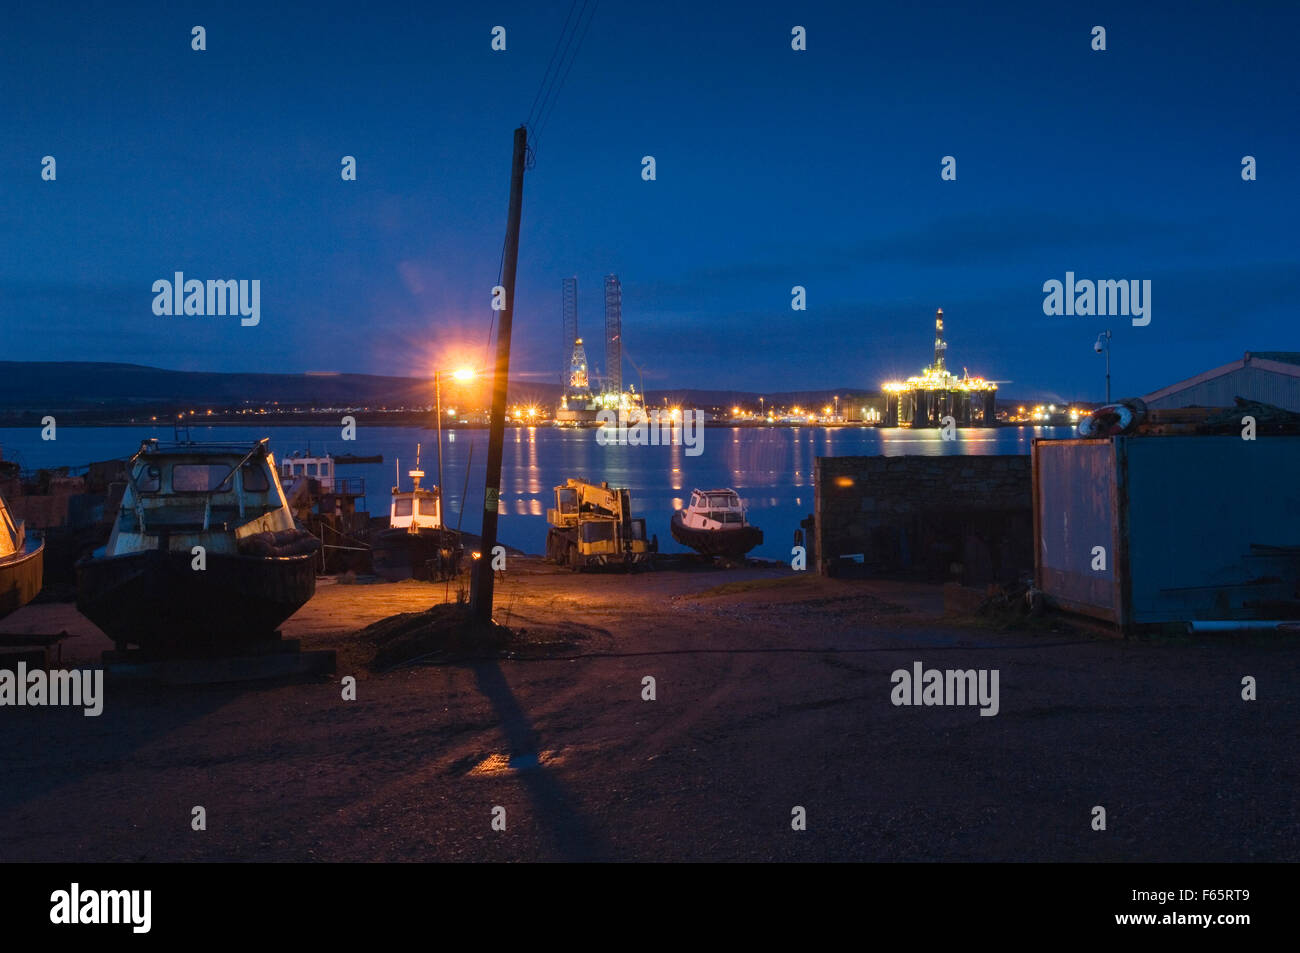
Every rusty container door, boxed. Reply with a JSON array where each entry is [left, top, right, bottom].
[[1033, 438, 1123, 624]]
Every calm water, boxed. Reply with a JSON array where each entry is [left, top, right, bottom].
[[0, 424, 1075, 559]]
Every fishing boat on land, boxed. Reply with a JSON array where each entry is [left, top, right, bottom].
[[75, 439, 319, 654], [670, 488, 763, 559], [371, 447, 463, 581], [0, 488, 43, 619]]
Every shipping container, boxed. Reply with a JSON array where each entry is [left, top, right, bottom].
[[1032, 435, 1300, 629]]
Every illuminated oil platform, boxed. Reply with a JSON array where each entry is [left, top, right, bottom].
[[556, 336, 602, 424], [565, 337, 591, 398], [881, 309, 998, 427], [555, 274, 647, 426]]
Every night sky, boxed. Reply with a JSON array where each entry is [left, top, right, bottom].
[[3, 1, 1297, 403]]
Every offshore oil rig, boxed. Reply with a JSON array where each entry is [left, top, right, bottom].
[[555, 274, 644, 425], [881, 309, 998, 427]]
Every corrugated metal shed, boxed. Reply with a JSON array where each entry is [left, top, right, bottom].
[[1143, 352, 1300, 411]]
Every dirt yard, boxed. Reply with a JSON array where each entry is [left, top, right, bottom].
[[1, 559, 1296, 861]]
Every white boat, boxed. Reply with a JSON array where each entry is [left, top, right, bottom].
[[371, 447, 462, 581], [279, 451, 337, 492], [670, 488, 763, 559]]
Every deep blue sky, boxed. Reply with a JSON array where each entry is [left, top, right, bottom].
[[3, 1, 1297, 403]]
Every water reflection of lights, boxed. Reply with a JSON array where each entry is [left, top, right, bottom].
[[527, 431, 540, 495]]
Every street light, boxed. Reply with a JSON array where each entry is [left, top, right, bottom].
[[1094, 330, 1112, 403], [434, 366, 476, 529]]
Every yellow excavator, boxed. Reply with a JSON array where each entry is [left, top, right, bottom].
[[545, 478, 656, 571]]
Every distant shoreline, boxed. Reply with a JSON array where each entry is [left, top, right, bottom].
[[0, 416, 1035, 431]]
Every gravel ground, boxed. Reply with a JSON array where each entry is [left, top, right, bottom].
[[1, 559, 1296, 862]]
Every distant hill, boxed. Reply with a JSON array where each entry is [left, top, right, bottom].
[[0, 362, 440, 410], [0, 361, 884, 415]]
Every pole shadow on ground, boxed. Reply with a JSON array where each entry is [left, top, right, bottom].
[[471, 659, 612, 861]]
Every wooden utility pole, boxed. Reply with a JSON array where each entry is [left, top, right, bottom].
[[470, 125, 527, 625]]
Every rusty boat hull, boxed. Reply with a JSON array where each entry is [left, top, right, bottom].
[[76, 548, 316, 654], [372, 527, 463, 581], [670, 510, 763, 559]]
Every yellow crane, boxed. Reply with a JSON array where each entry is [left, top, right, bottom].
[[545, 478, 656, 571]]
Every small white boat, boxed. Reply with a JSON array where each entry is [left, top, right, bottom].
[[670, 488, 763, 559]]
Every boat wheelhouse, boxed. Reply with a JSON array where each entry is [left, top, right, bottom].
[[388, 458, 441, 532], [280, 452, 336, 492]]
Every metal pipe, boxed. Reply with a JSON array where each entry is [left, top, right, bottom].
[[1187, 620, 1300, 633]]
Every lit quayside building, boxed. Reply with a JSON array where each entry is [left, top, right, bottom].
[[881, 309, 998, 427]]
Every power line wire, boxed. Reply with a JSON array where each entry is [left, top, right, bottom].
[[531, 0, 591, 138], [484, 1, 598, 379], [533, 0, 599, 149], [526, 0, 581, 128]]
